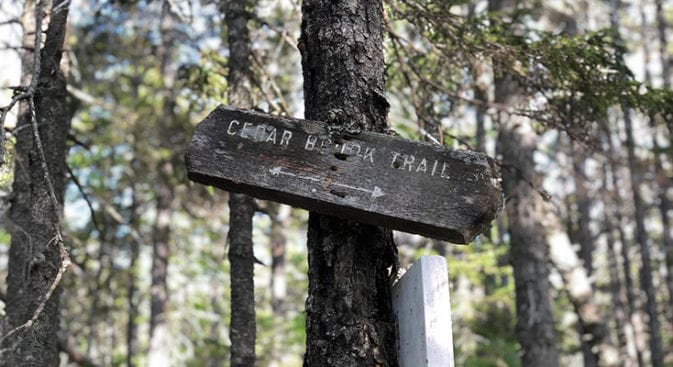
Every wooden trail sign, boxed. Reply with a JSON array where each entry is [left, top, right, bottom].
[[392, 256, 454, 367], [185, 105, 502, 243]]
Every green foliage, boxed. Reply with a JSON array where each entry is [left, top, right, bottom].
[[386, 0, 673, 146]]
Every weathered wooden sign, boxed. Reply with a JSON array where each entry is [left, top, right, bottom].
[[185, 105, 502, 243]]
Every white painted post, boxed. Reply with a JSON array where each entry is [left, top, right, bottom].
[[392, 255, 454, 367]]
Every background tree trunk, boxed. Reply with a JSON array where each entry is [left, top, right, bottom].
[[609, 1, 664, 365], [603, 123, 644, 367], [547, 225, 615, 366], [148, 2, 177, 365], [571, 145, 593, 276], [621, 107, 663, 367], [269, 204, 290, 367], [570, 143, 599, 367], [2, 0, 71, 365], [601, 164, 634, 366], [655, 0, 672, 135], [496, 119, 559, 367], [648, 0, 673, 328], [126, 180, 140, 367], [491, 2, 559, 366], [223, 0, 257, 365], [298, 0, 399, 365]]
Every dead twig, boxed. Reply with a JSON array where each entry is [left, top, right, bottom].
[[0, 19, 20, 26], [58, 337, 100, 367], [66, 164, 102, 234]]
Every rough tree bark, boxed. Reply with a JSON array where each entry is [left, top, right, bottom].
[[495, 114, 560, 367], [298, 0, 399, 366], [1, 0, 71, 365], [223, 0, 257, 365], [490, 2, 559, 366]]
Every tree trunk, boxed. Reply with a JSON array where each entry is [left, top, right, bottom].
[[571, 144, 593, 276], [656, 0, 670, 90], [269, 204, 290, 367], [622, 108, 664, 367], [223, 0, 257, 365], [655, 0, 673, 135], [2, 0, 71, 365], [148, 3, 177, 365], [547, 223, 616, 367], [126, 60, 145, 367], [496, 122, 559, 367], [298, 1, 399, 366], [570, 143, 599, 367], [148, 174, 173, 367], [490, 2, 559, 366], [227, 193, 256, 367], [126, 181, 140, 367], [602, 163, 633, 367], [650, 0, 673, 330], [465, 1, 487, 155], [604, 124, 645, 367]]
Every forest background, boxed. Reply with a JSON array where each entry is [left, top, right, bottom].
[[0, 0, 673, 366]]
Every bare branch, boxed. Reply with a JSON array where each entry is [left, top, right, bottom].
[[0, 92, 30, 148], [58, 337, 100, 367], [67, 133, 91, 150], [66, 164, 102, 235], [250, 51, 292, 116], [0, 19, 20, 26]]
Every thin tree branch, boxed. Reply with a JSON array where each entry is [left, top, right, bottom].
[[0, 92, 30, 157], [66, 164, 102, 235], [58, 337, 100, 367], [250, 51, 292, 116], [0, 19, 20, 26], [0, 42, 32, 52], [67, 133, 91, 150]]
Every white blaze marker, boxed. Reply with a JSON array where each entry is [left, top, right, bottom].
[[392, 256, 455, 367]]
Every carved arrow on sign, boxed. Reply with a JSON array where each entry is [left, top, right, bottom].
[[185, 105, 503, 243], [269, 166, 385, 199]]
